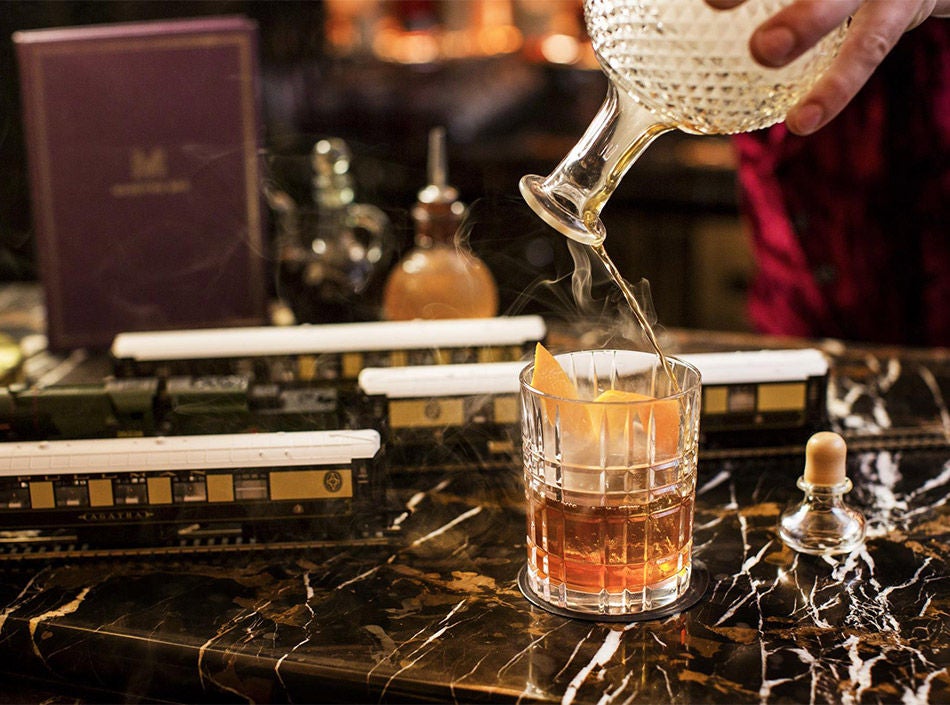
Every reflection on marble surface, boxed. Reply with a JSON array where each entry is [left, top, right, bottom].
[[0, 308, 947, 702]]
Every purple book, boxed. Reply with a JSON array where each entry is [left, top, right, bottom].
[[15, 16, 267, 351]]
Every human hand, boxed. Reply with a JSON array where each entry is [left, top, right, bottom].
[[705, 0, 950, 135]]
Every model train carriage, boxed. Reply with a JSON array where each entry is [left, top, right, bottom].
[[0, 430, 390, 547], [680, 349, 829, 449], [110, 316, 546, 383], [0, 378, 160, 440], [357, 349, 830, 465], [0, 376, 370, 441], [358, 361, 524, 470]]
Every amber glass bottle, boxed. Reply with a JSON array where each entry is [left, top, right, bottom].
[[382, 128, 498, 321]]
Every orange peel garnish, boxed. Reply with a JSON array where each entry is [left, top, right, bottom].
[[592, 389, 680, 458], [530, 344, 680, 458]]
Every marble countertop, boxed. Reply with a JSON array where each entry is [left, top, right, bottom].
[[0, 445, 947, 703], [0, 295, 947, 703]]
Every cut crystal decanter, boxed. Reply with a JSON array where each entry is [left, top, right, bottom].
[[521, 0, 848, 245]]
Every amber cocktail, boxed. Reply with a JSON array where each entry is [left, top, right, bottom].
[[519, 348, 702, 617]]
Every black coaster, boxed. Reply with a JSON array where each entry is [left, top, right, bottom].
[[517, 562, 709, 623]]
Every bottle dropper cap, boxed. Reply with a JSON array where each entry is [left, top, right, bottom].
[[413, 127, 465, 244], [803, 431, 848, 486], [417, 127, 459, 206]]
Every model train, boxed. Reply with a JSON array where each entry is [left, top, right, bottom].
[[0, 429, 390, 553], [0, 344, 829, 556], [2, 349, 829, 452], [110, 316, 546, 382]]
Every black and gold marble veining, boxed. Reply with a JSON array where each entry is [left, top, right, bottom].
[[0, 345, 948, 703]]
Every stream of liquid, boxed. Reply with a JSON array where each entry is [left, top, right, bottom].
[[590, 243, 680, 392]]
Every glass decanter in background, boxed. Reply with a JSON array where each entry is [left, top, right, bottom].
[[382, 127, 498, 321], [521, 0, 848, 245], [270, 138, 393, 323]]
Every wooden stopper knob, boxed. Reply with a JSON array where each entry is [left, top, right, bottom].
[[803, 431, 847, 486]]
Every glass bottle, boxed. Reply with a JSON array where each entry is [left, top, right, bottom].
[[382, 127, 498, 320], [270, 138, 392, 324], [779, 432, 866, 556]]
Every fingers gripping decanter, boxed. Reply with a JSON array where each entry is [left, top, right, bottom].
[[520, 0, 848, 245]]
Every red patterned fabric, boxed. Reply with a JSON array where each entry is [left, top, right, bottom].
[[733, 19, 949, 347]]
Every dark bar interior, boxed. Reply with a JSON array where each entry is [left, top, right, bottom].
[[0, 2, 947, 703]]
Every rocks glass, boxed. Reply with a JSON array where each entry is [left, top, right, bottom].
[[519, 350, 703, 619]]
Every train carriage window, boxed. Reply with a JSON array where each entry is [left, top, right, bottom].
[[727, 385, 756, 413], [114, 482, 148, 505], [234, 475, 268, 500], [173, 478, 207, 503], [0, 485, 30, 509], [54, 483, 89, 507]]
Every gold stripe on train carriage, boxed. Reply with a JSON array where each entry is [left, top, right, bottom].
[[388, 399, 465, 428], [493, 395, 519, 425], [269, 469, 353, 501], [88, 478, 114, 507], [207, 474, 235, 503], [342, 352, 363, 378], [147, 477, 173, 504], [477, 346, 502, 363], [297, 354, 317, 381], [702, 387, 729, 415], [29, 481, 55, 509], [757, 382, 806, 412]]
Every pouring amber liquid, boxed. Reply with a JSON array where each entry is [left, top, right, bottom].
[[521, 0, 847, 380]]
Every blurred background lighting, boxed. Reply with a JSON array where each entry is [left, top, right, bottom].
[[540, 33, 580, 64]]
